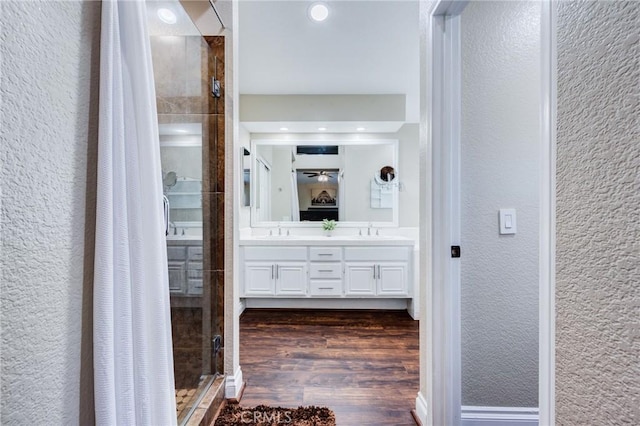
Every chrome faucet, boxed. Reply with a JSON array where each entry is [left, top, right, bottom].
[[367, 223, 373, 236], [278, 222, 282, 236]]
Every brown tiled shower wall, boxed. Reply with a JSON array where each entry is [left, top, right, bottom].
[[151, 34, 225, 411], [205, 36, 226, 376]]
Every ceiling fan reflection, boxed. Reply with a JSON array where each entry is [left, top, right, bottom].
[[302, 170, 336, 182]]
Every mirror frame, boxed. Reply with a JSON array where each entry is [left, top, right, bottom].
[[250, 137, 399, 228]]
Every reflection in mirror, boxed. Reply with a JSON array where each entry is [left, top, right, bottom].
[[251, 140, 398, 227], [239, 1, 420, 229], [297, 169, 339, 222], [159, 127, 203, 235], [242, 147, 251, 207]]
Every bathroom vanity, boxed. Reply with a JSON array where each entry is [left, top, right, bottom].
[[239, 235, 416, 312], [239, 136, 420, 316], [167, 238, 204, 307]]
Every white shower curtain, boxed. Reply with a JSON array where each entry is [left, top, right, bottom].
[[94, 0, 177, 424], [290, 170, 300, 221]]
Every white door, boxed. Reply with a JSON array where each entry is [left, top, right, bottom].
[[244, 262, 275, 296], [275, 262, 308, 296], [344, 263, 376, 296], [377, 263, 408, 296]]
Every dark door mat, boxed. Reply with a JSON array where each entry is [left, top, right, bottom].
[[214, 403, 336, 425]]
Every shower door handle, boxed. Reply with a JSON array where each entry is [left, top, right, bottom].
[[163, 195, 170, 236]]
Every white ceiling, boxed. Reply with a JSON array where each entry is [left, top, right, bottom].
[[238, 0, 420, 132], [146, 0, 201, 36]]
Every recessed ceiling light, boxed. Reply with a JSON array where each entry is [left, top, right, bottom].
[[356, 127, 366, 132], [157, 8, 177, 25], [318, 127, 327, 131], [309, 3, 329, 22], [280, 127, 289, 131]]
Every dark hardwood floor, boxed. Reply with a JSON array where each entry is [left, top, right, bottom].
[[239, 309, 419, 425]]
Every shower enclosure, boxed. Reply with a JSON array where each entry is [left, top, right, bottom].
[[147, 1, 225, 423]]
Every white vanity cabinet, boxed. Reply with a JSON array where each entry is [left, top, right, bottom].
[[376, 264, 409, 295], [309, 247, 343, 296], [275, 263, 308, 296], [240, 240, 413, 301], [243, 263, 276, 296], [167, 241, 203, 297], [343, 264, 377, 296], [243, 247, 308, 297], [344, 246, 411, 297]]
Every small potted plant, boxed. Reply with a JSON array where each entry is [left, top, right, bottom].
[[322, 219, 336, 237]]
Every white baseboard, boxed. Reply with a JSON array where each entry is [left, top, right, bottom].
[[407, 298, 419, 320], [237, 299, 246, 316], [461, 406, 539, 426], [415, 392, 429, 425], [224, 366, 244, 399]]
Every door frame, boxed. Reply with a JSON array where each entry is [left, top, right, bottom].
[[417, 0, 556, 424], [538, 1, 557, 424]]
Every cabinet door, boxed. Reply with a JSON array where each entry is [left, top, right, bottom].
[[244, 262, 276, 296], [275, 262, 308, 297], [344, 263, 376, 296], [377, 263, 409, 296], [168, 261, 187, 294]]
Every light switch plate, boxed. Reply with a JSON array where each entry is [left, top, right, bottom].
[[499, 208, 517, 235]]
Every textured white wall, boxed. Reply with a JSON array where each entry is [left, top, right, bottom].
[[1, 1, 100, 424], [460, 1, 540, 407], [556, 1, 640, 424]]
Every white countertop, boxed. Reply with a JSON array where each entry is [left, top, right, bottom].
[[239, 235, 415, 246], [166, 235, 203, 242]]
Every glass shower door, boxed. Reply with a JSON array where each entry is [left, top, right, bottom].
[[147, 1, 222, 423]]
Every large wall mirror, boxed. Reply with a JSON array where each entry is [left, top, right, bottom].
[[250, 139, 399, 227]]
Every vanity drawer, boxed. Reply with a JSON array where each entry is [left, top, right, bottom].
[[244, 246, 307, 261], [188, 246, 203, 261], [309, 263, 342, 279], [309, 247, 342, 261], [309, 280, 343, 296], [167, 246, 188, 261], [188, 279, 203, 295], [344, 246, 411, 261]]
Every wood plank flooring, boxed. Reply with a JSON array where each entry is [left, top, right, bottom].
[[239, 309, 419, 425]]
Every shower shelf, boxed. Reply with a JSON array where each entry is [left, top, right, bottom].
[[166, 192, 202, 209], [165, 179, 202, 209]]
